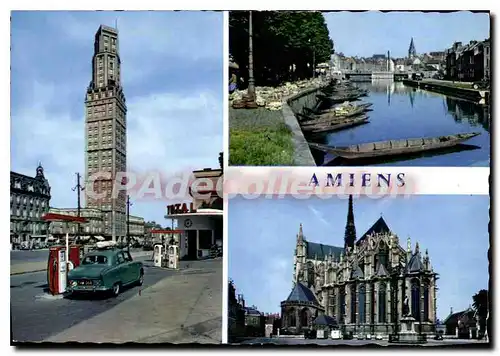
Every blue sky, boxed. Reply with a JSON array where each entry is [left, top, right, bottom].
[[325, 11, 490, 58], [228, 195, 490, 320], [11, 11, 223, 224]]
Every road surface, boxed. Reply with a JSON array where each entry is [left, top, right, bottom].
[[10, 256, 171, 342]]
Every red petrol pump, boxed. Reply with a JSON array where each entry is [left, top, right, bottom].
[[42, 213, 87, 295]]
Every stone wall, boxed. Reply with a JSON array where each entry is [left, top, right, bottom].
[[282, 88, 320, 166]]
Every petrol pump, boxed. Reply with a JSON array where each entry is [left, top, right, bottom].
[[167, 245, 179, 269], [47, 246, 67, 295], [42, 213, 87, 295], [154, 244, 164, 267]]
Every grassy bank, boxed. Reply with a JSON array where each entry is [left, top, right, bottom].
[[229, 107, 295, 166]]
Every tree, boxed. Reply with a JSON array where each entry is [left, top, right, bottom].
[[229, 11, 333, 87], [472, 289, 488, 338]]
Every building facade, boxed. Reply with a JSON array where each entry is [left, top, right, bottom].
[[10, 164, 51, 246], [128, 215, 145, 242], [48, 207, 104, 239], [85, 25, 127, 241], [445, 39, 490, 82], [281, 196, 438, 337]]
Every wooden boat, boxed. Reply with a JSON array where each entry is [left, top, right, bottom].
[[317, 93, 361, 104], [308, 132, 481, 159], [303, 103, 372, 116], [302, 116, 369, 134]]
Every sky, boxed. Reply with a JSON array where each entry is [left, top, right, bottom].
[[228, 195, 490, 321], [10, 11, 223, 224], [324, 11, 490, 58]]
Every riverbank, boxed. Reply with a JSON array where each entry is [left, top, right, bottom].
[[402, 79, 490, 105]]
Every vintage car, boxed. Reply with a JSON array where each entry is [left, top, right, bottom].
[[67, 248, 144, 296]]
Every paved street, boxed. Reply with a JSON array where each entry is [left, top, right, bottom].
[[239, 337, 490, 347], [11, 258, 222, 344]]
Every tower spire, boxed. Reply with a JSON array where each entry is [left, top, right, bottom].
[[408, 37, 416, 59], [344, 195, 356, 249]]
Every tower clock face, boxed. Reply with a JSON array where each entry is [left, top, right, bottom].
[[184, 219, 193, 228]]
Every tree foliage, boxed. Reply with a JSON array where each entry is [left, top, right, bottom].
[[229, 11, 333, 87], [472, 289, 489, 337]]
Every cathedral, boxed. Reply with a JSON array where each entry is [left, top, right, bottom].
[[280, 196, 438, 337]]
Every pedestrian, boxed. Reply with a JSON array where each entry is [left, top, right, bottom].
[[229, 69, 238, 94]]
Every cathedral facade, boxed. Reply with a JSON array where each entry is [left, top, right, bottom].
[[281, 196, 438, 337]]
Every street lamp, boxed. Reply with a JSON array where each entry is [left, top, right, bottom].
[[71, 172, 85, 244], [126, 195, 132, 253], [309, 38, 316, 79]]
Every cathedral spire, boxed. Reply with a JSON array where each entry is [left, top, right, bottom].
[[408, 37, 416, 59], [344, 195, 356, 249], [297, 223, 304, 243]]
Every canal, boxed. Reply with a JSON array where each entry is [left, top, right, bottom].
[[312, 81, 490, 167]]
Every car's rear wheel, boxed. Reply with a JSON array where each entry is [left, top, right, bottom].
[[137, 270, 144, 286], [111, 282, 121, 297]]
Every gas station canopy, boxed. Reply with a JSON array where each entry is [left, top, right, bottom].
[[42, 213, 88, 224]]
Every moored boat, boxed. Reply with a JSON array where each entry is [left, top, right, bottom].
[[302, 115, 369, 134], [303, 103, 373, 116], [308, 132, 481, 159], [317, 93, 361, 104]]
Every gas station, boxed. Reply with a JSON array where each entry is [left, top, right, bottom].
[[41, 212, 88, 296], [164, 203, 223, 260]]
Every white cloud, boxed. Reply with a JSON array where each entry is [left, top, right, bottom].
[[11, 81, 222, 213], [308, 204, 330, 227]]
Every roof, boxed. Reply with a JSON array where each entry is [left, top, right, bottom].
[[306, 241, 343, 261], [165, 208, 223, 218], [245, 307, 262, 316], [357, 217, 391, 245], [42, 213, 87, 224], [314, 314, 337, 326], [86, 248, 122, 257], [407, 252, 424, 273], [286, 282, 319, 304], [443, 308, 475, 325]]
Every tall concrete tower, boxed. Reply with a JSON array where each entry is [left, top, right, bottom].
[[84, 25, 127, 242]]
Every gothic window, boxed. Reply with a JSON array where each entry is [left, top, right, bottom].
[[423, 282, 430, 321], [300, 308, 309, 327], [378, 282, 387, 323], [339, 286, 345, 322], [359, 285, 366, 323], [379, 241, 388, 269], [411, 278, 421, 321], [329, 292, 335, 317], [359, 259, 365, 275], [371, 284, 375, 324], [350, 284, 357, 323], [306, 261, 315, 288]]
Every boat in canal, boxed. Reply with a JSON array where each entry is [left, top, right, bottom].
[[304, 103, 373, 116], [317, 93, 363, 104], [308, 132, 481, 159], [302, 115, 370, 134], [301, 104, 371, 121]]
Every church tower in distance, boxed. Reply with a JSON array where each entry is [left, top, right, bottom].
[[408, 37, 417, 59], [344, 195, 356, 249]]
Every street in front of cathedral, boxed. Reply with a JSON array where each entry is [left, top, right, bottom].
[[228, 195, 490, 347]]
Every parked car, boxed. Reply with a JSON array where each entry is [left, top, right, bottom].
[[67, 248, 144, 297]]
